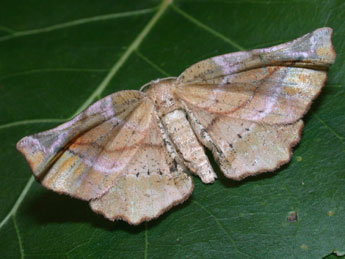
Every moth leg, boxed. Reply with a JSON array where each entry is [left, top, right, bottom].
[[162, 109, 217, 183]]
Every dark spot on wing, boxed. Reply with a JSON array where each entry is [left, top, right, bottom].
[[169, 159, 178, 173]]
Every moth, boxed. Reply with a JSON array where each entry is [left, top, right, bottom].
[[17, 27, 336, 225]]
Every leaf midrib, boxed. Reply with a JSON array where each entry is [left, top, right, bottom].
[[0, 0, 171, 235]]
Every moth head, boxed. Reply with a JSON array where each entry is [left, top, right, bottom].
[[144, 77, 180, 116]]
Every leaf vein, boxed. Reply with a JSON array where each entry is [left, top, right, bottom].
[[0, 8, 156, 43], [192, 200, 257, 258], [0, 0, 173, 235], [0, 118, 66, 131], [0, 68, 108, 82], [0, 176, 34, 230], [0, 25, 15, 34], [136, 50, 170, 77], [65, 229, 97, 257], [314, 114, 345, 154], [12, 215, 25, 259], [171, 4, 245, 51], [72, 0, 173, 116]]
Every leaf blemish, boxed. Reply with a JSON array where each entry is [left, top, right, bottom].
[[287, 211, 298, 222]]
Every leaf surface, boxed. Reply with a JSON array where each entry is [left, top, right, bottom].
[[0, 0, 344, 258]]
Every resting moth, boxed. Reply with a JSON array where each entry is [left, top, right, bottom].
[[17, 27, 336, 225]]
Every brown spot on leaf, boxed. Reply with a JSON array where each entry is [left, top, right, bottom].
[[287, 211, 298, 222]]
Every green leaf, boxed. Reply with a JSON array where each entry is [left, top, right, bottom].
[[1, 0, 344, 258]]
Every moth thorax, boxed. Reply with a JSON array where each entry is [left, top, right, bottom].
[[145, 78, 180, 116]]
